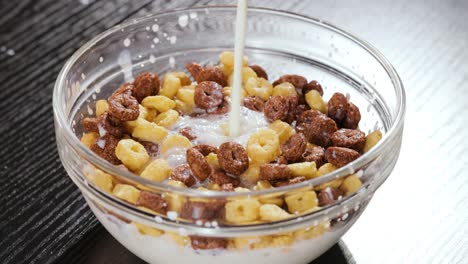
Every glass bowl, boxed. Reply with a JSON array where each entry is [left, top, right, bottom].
[[53, 6, 405, 264]]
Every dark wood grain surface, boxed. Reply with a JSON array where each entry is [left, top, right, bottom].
[[0, 0, 467, 263]]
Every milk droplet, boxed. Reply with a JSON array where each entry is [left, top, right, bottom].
[[81, 73, 86, 80], [178, 14, 189, 27], [149, 55, 156, 63], [163, 33, 167, 37], [6, 49, 15, 56], [0, 46, 6, 52], [79, 0, 90, 5], [145, 26, 150, 31], [99, 56, 103, 62], [189, 12, 197, 19], [169, 56, 175, 68], [153, 37, 159, 44], [167, 211, 178, 220], [87, 105, 93, 115], [118, 50, 134, 83], [150, 44, 155, 48], [123, 38, 131, 47], [152, 24, 159, 32], [169, 36, 177, 44]]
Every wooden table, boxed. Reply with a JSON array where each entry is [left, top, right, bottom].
[[1, 0, 467, 263]]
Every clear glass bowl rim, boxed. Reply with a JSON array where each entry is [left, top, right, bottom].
[[53, 5, 406, 200]]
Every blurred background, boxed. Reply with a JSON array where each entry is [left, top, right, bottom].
[[0, 0, 467, 263]]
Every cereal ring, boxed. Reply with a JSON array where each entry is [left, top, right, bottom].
[[284, 95, 299, 123], [281, 133, 307, 162], [82, 117, 99, 133], [218, 142, 249, 175], [112, 83, 133, 97], [272, 74, 307, 89], [170, 164, 197, 187], [187, 148, 212, 181], [317, 187, 343, 206], [108, 93, 140, 121], [342, 102, 361, 129], [274, 176, 306, 187], [249, 65, 268, 80], [300, 114, 337, 147], [90, 134, 121, 164], [190, 236, 228, 250], [193, 144, 218, 156], [136, 191, 168, 214], [303, 80, 324, 96], [138, 141, 159, 158], [209, 170, 240, 187], [259, 164, 293, 181], [302, 145, 326, 168], [296, 109, 322, 127], [327, 92, 348, 124], [132, 72, 160, 102], [324, 147, 360, 167], [264, 95, 289, 122], [194, 81, 224, 110], [271, 155, 288, 165], [181, 201, 225, 221], [179, 127, 197, 140], [330, 129, 366, 152], [186, 62, 227, 86], [207, 99, 229, 115], [243, 96, 264, 112], [95, 112, 125, 138]]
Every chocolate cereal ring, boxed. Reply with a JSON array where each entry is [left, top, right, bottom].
[[300, 113, 337, 147], [342, 102, 361, 129], [259, 163, 293, 181], [190, 236, 228, 250], [303, 80, 324, 96], [179, 127, 197, 141], [249, 65, 268, 80], [218, 142, 249, 175], [209, 170, 240, 187], [302, 145, 326, 168], [136, 191, 168, 214], [330, 129, 366, 152], [90, 134, 121, 164], [186, 62, 227, 86], [132, 72, 160, 102], [108, 93, 139, 121], [194, 81, 224, 110], [187, 148, 212, 181], [193, 144, 218, 156], [281, 133, 307, 162], [327, 92, 349, 125], [324, 147, 360, 167], [170, 164, 197, 187], [264, 95, 289, 122], [272, 74, 307, 89], [243, 96, 264, 112]]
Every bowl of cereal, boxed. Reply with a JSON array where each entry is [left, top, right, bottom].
[[53, 6, 405, 264]]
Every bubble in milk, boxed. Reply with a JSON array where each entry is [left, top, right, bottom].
[[178, 14, 189, 27], [149, 55, 156, 64], [169, 36, 177, 44], [123, 38, 131, 47], [152, 24, 159, 32], [189, 12, 198, 19], [169, 56, 175, 68]]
